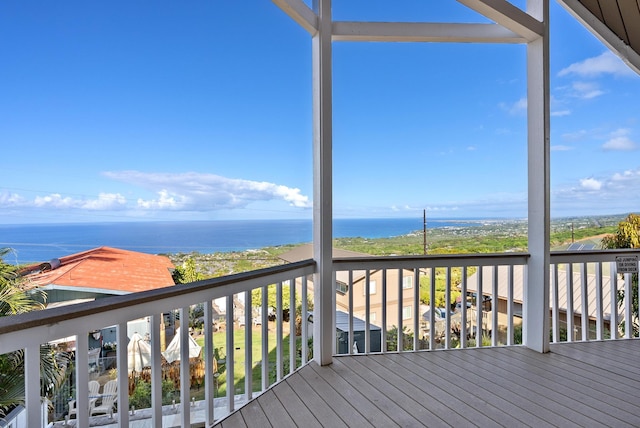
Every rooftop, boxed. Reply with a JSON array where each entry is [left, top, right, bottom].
[[23, 246, 175, 294]]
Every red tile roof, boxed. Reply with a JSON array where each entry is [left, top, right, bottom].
[[24, 246, 175, 294]]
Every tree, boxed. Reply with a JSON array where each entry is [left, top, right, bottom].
[[601, 213, 640, 336], [0, 248, 70, 417], [172, 257, 203, 284]]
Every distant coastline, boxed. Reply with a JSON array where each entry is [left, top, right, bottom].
[[0, 215, 623, 265]]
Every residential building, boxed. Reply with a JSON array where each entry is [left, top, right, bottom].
[[280, 244, 419, 337]]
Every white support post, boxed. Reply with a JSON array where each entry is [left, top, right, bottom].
[[24, 344, 41, 428], [180, 307, 191, 427], [261, 286, 269, 389], [117, 323, 130, 427], [203, 304, 215, 426], [245, 290, 253, 397], [150, 314, 163, 426], [312, 0, 334, 367], [524, 0, 550, 353], [75, 333, 89, 427], [225, 295, 234, 413], [301, 276, 308, 364]]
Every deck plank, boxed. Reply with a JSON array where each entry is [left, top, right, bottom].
[[298, 361, 375, 428], [213, 340, 640, 428], [500, 345, 640, 425], [253, 389, 296, 428], [334, 356, 442, 427], [371, 353, 490, 427], [284, 369, 349, 428], [220, 409, 247, 428], [551, 339, 640, 378], [310, 361, 401, 427], [270, 375, 323, 427], [240, 396, 272, 428], [355, 354, 472, 427], [386, 351, 527, 427], [468, 346, 638, 427], [509, 345, 640, 404], [423, 349, 575, 428], [439, 348, 594, 427]]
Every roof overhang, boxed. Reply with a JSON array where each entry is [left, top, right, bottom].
[[558, 0, 640, 75]]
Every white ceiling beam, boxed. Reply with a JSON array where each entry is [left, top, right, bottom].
[[332, 22, 525, 43], [558, 0, 640, 75], [456, 0, 543, 41], [272, 0, 318, 35]]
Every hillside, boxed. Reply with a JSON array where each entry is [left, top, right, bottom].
[[169, 214, 624, 278]]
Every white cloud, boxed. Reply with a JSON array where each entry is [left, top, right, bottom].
[[579, 178, 602, 191], [33, 194, 74, 208], [104, 171, 312, 211], [551, 145, 572, 151], [500, 97, 527, 115], [612, 169, 640, 181], [558, 51, 634, 78], [602, 128, 638, 151], [0, 191, 27, 206], [1, 172, 310, 218], [571, 81, 604, 99], [137, 190, 183, 210], [603, 137, 637, 151], [551, 110, 571, 117], [82, 193, 127, 210], [389, 204, 460, 213], [561, 130, 588, 142], [31, 192, 127, 210], [553, 167, 640, 214]]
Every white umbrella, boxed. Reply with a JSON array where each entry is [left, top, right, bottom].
[[127, 332, 151, 374], [162, 327, 202, 363]]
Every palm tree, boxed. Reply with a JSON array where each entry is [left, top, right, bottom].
[[0, 248, 70, 417]]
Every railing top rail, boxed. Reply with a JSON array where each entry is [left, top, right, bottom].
[[333, 252, 530, 270], [550, 248, 640, 264], [0, 259, 315, 337]]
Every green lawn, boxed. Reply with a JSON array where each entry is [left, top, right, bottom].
[[193, 323, 308, 399]]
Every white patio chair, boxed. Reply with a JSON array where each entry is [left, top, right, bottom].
[[90, 379, 118, 416], [68, 380, 100, 418]]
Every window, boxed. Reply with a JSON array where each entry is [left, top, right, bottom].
[[402, 275, 413, 289], [370, 312, 377, 322], [363, 280, 377, 295], [402, 305, 412, 320], [336, 281, 348, 294]]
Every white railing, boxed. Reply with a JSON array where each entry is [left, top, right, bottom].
[[0, 260, 314, 428], [332, 253, 530, 354], [332, 249, 640, 355], [550, 250, 640, 343], [2, 249, 639, 426]]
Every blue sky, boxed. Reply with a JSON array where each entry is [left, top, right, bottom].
[[1, 1, 639, 224]]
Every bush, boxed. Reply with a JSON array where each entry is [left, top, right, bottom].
[[129, 379, 176, 409]]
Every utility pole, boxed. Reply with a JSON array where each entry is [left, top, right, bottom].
[[423, 209, 427, 255], [571, 222, 575, 243]]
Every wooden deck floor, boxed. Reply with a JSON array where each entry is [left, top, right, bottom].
[[214, 339, 640, 427]]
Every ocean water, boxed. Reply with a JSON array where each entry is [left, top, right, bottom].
[[0, 218, 482, 264]]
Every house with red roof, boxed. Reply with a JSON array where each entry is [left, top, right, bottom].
[[21, 246, 178, 352], [23, 246, 176, 303]]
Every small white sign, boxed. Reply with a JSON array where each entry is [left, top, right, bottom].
[[616, 256, 638, 273]]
